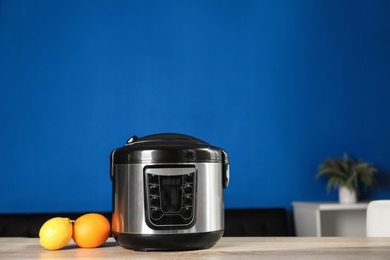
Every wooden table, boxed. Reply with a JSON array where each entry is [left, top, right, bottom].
[[1, 237, 390, 259]]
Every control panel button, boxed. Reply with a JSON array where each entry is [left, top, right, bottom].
[[183, 195, 193, 207], [149, 174, 159, 184], [150, 196, 160, 207], [149, 185, 159, 196], [184, 173, 194, 184], [151, 208, 163, 220], [183, 184, 193, 194], [181, 207, 192, 219]]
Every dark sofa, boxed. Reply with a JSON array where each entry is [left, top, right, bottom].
[[0, 208, 289, 237], [224, 208, 289, 236]]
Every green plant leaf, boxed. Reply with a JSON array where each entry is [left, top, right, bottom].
[[316, 153, 378, 194]]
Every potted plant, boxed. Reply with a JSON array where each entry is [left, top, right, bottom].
[[316, 153, 378, 204]]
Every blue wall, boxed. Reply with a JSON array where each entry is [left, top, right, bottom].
[[1, 0, 390, 213]]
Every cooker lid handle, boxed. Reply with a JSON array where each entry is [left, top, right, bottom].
[[126, 135, 139, 144]]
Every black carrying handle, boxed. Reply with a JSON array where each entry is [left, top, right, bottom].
[[222, 149, 230, 189]]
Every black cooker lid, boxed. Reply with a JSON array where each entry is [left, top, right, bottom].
[[111, 133, 227, 164]]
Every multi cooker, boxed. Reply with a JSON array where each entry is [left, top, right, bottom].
[[110, 133, 229, 251]]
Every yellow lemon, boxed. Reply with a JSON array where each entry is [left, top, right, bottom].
[[39, 217, 73, 250]]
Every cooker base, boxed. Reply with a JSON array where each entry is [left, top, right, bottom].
[[113, 230, 224, 251]]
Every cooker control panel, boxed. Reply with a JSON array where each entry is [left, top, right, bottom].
[[144, 167, 196, 229]]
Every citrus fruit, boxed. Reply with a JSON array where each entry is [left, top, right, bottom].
[[39, 217, 73, 250], [72, 213, 110, 248]]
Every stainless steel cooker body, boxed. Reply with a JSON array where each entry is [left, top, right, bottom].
[[110, 133, 229, 251]]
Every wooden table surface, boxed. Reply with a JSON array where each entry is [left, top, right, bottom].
[[1, 237, 390, 259]]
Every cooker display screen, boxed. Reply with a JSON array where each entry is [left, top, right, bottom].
[[160, 176, 182, 213], [161, 176, 182, 186]]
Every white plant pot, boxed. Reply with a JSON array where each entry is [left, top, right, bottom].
[[338, 186, 357, 204]]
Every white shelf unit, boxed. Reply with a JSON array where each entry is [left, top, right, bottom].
[[293, 202, 369, 237]]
